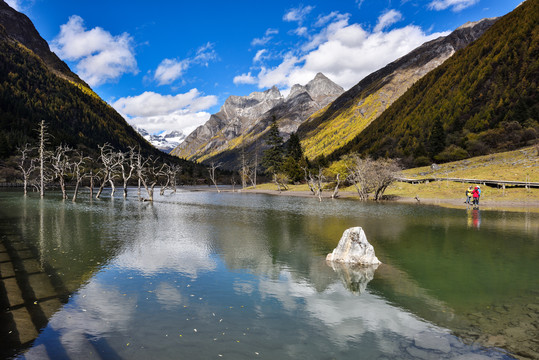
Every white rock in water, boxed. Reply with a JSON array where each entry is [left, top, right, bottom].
[[326, 227, 381, 265]]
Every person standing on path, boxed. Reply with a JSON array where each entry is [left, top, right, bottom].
[[465, 186, 473, 205], [472, 186, 479, 206], [477, 186, 481, 205]]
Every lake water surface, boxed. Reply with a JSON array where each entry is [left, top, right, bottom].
[[0, 189, 538, 359]]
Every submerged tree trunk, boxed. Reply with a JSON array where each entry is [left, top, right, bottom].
[[109, 178, 116, 197], [331, 173, 341, 199], [17, 143, 35, 196], [208, 162, 221, 193], [89, 170, 94, 198], [38, 120, 47, 198]]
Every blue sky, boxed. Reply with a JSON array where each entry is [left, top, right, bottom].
[[7, 0, 523, 136]]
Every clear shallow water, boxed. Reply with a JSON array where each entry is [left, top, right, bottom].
[[0, 189, 537, 359]]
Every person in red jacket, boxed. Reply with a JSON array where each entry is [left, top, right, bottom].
[[472, 186, 479, 206]]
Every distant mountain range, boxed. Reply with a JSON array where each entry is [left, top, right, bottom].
[[134, 127, 186, 154], [171, 72, 344, 167], [170, 14, 509, 169], [173, 0, 537, 170]]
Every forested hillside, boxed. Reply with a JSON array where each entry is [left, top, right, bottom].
[[0, 25, 156, 158], [296, 18, 496, 161], [328, 0, 538, 167]]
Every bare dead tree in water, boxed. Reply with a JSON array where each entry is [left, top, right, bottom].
[[136, 147, 143, 200], [240, 138, 248, 189], [71, 151, 89, 202], [118, 147, 136, 198], [208, 162, 221, 192], [303, 167, 316, 195], [331, 173, 341, 199], [230, 171, 237, 192], [96, 143, 120, 199], [139, 156, 165, 201], [87, 167, 98, 199], [303, 166, 324, 201], [16, 143, 36, 195], [37, 120, 51, 198], [170, 164, 182, 193], [160, 163, 182, 195], [50, 144, 72, 200]]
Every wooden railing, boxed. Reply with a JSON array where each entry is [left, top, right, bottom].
[[396, 177, 539, 188]]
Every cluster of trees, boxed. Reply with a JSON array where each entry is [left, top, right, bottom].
[[260, 121, 401, 201], [16, 121, 182, 202]]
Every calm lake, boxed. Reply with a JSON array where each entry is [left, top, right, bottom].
[[0, 188, 538, 359]]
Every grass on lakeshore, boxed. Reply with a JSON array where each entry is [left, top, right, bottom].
[[249, 146, 539, 203], [385, 180, 539, 202], [401, 146, 539, 182]]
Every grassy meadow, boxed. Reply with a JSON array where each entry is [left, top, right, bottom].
[[247, 146, 539, 210]]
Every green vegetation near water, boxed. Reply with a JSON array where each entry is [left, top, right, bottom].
[[253, 146, 539, 207]]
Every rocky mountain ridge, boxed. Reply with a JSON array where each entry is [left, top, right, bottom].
[[170, 73, 344, 164], [134, 127, 186, 153]]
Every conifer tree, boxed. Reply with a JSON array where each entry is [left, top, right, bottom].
[[283, 132, 304, 182], [262, 120, 284, 175], [428, 118, 446, 158]]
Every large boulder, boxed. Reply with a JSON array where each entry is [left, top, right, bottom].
[[326, 227, 381, 265]]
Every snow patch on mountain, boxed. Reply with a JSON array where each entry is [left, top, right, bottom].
[[134, 127, 186, 153]]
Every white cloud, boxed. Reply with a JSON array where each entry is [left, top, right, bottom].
[[247, 11, 448, 90], [283, 5, 314, 23], [374, 10, 403, 33], [251, 28, 279, 47], [265, 28, 279, 36], [5, 0, 21, 10], [112, 89, 217, 134], [302, 15, 352, 52], [253, 49, 268, 63], [428, 0, 479, 12], [293, 26, 309, 36], [154, 58, 189, 85], [193, 42, 217, 66], [315, 11, 348, 28], [154, 43, 217, 85], [233, 72, 257, 85], [257, 54, 301, 88], [51, 15, 137, 87]]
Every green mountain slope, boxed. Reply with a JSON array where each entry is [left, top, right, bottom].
[[0, 0, 87, 87], [328, 0, 538, 167], [296, 18, 497, 161], [0, 23, 157, 160]]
